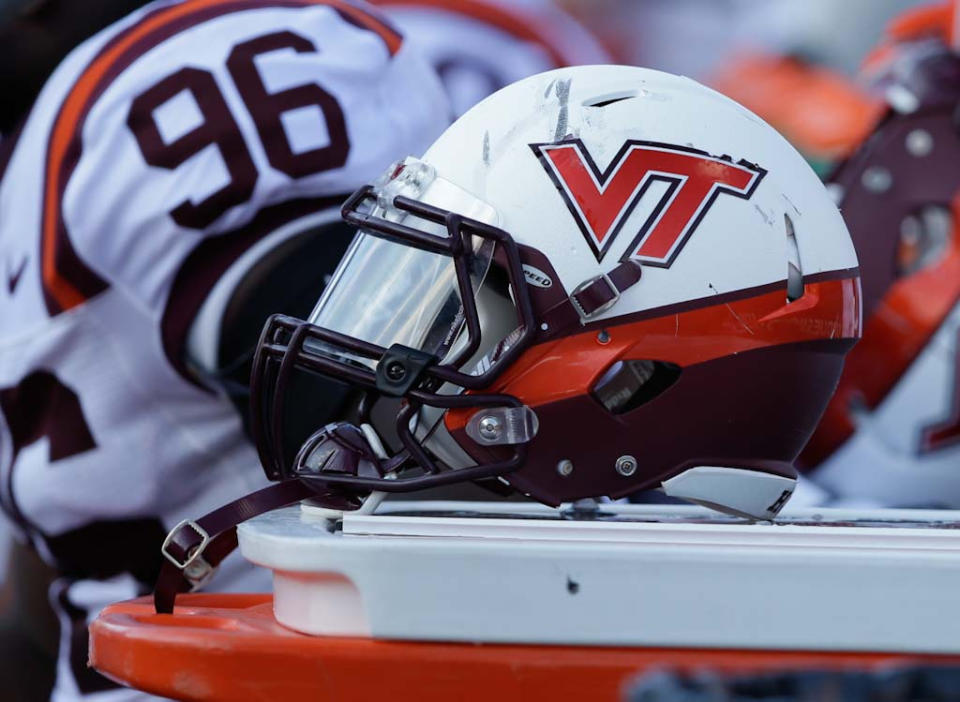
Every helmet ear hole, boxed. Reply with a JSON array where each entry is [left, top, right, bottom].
[[591, 360, 682, 415]]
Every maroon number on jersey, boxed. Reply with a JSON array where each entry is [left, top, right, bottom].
[[0, 371, 96, 522], [127, 29, 350, 229]]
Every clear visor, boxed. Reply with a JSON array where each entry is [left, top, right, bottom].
[[308, 158, 500, 365]]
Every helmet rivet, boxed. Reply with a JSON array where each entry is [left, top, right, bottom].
[[478, 416, 502, 440], [385, 361, 407, 382], [615, 455, 638, 477], [597, 330, 611, 344], [905, 129, 933, 157], [861, 166, 892, 193], [557, 459, 574, 477]]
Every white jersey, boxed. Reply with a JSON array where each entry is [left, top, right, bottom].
[[375, 0, 611, 116], [0, 1, 447, 699]]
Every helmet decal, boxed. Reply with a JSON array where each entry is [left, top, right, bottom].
[[531, 139, 766, 267]]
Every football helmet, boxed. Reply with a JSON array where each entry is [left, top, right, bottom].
[[862, 0, 959, 77], [800, 18, 960, 506], [251, 65, 862, 520]]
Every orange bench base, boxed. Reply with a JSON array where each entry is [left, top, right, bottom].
[[90, 594, 960, 701]]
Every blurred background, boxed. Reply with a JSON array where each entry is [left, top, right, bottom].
[[559, 0, 928, 79]]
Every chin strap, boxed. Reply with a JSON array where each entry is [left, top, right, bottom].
[[154, 480, 315, 614], [153, 266, 645, 613], [154, 422, 397, 614], [542, 260, 643, 331]]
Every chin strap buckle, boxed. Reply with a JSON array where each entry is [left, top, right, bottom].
[[569, 260, 643, 323], [154, 481, 317, 614], [161, 520, 215, 589]]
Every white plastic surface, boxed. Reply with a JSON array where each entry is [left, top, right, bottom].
[[660, 466, 795, 519], [238, 501, 960, 652]]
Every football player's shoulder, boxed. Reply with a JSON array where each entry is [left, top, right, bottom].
[[30, 0, 446, 316], [372, 0, 609, 115], [376, 0, 610, 66], [0, 4, 155, 331]]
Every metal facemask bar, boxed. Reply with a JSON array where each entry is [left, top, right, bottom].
[[249, 183, 539, 494]]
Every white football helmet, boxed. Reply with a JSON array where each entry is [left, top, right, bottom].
[[252, 65, 861, 520]]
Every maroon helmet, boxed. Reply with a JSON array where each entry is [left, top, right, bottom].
[[801, 32, 960, 507]]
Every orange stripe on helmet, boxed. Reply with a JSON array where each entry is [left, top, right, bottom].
[[42, 0, 401, 313], [446, 274, 861, 433]]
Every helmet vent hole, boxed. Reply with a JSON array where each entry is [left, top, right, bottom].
[[784, 213, 804, 302], [583, 91, 638, 108], [591, 360, 681, 415]]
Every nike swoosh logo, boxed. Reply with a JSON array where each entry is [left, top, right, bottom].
[[7, 257, 27, 294]]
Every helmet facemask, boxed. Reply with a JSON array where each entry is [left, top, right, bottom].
[[250, 158, 540, 505]]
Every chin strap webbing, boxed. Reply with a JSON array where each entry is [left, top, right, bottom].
[[154, 480, 314, 614], [542, 260, 643, 331]]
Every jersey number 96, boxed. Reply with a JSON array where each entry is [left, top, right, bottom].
[[127, 30, 349, 229]]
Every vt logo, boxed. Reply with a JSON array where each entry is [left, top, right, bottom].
[[531, 139, 765, 267]]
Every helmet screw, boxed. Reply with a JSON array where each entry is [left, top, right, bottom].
[[905, 128, 933, 157], [615, 455, 638, 477], [861, 166, 892, 193], [478, 416, 502, 441], [557, 459, 574, 477], [597, 330, 611, 344], [385, 361, 407, 382]]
